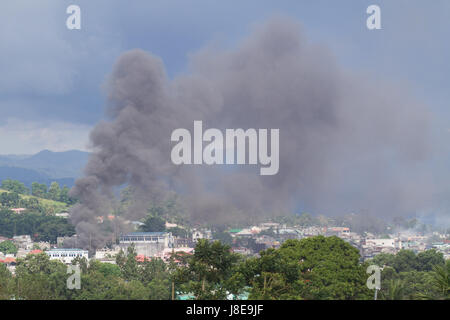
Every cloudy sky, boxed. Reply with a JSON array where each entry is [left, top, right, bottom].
[[0, 0, 449, 154]]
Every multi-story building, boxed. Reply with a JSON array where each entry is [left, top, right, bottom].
[[119, 232, 174, 257], [46, 248, 89, 264]]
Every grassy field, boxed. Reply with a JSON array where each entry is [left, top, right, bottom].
[[0, 188, 68, 213]]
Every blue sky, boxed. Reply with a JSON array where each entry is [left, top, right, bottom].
[[0, 0, 449, 154]]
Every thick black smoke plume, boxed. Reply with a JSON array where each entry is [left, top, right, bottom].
[[69, 18, 433, 249]]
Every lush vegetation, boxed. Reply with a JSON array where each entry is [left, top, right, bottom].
[[0, 236, 447, 300], [0, 248, 170, 300], [238, 236, 372, 299], [0, 179, 77, 208], [0, 236, 443, 300], [0, 208, 75, 243], [0, 240, 18, 255], [368, 249, 449, 300]]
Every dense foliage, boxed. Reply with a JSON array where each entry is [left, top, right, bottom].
[[0, 179, 76, 206], [1, 180, 28, 194], [0, 209, 75, 243], [368, 249, 449, 299], [0, 236, 447, 300], [238, 236, 371, 300]]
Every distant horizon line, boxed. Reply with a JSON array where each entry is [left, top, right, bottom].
[[0, 148, 91, 157]]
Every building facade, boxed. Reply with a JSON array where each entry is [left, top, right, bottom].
[[46, 248, 89, 264], [119, 232, 174, 257]]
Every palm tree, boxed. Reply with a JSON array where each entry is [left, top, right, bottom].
[[430, 261, 449, 299], [416, 260, 449, 300], [382, 279, 404, 300]]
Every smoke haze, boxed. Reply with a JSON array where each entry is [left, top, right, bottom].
[[69, 17, 435, 248]]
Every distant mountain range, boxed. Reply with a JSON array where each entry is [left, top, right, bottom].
[[0, 150, 90, 188]]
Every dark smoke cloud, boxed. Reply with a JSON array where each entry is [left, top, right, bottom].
[[70, 17, 434, 248]]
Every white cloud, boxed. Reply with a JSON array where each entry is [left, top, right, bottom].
[[0, 118, 92, 154]]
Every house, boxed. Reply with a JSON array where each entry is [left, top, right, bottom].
[[235, 229, 254, 237], [228, 229, 242, 236], [13, 235, 33, 250], [135, 254, 152, 263], [34, 241, 51, 250], [0, 257, 16, 274], [260, 222, 280, 229], [175, 237, 194, 248], [232, 247, 252, 255], [94, 247, 121, 261], [55, 212, 69, 218], [11, 208, 26, 214], [365, 239, 395, 248], [192, 229, 212, 242], [326, 227, 350, 238], [165, 222, 178, 229], [160, 247, 194, 264]]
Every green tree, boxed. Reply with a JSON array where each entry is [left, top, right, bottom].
[[0, 192, 20, 207], [178, 239, 240, 299], [14, 253, 69, 300], [212, 230, 233, 246], [0, 263, 12, 299], [97, 261, 122, 278], [47, 182, 61, 201], [392, 250, 418, 272], [416, 249, 445, 271], [140, 215, 166, 232], [31, 182, 47, 198], [243, 236, 371, 300], [167, 226, 189, 238], [0, 240, 18, 255], [381, 279, 405, 300], [59, 185, 76, 205], [0, 210, 75, 242], [1, 179, 28, 194], [370, 253, 396, 267], [116, 245, 139, 281], [428, 260, 450, 299]]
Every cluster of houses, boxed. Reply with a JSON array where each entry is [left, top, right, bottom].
[[0, 235, 90, 274], [1, 219, 449, 276], [225, 223, 450, 261]]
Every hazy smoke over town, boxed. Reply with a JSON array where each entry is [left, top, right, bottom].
[[69, 18, 434, 248]]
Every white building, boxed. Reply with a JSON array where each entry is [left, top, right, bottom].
[[55, 212, 70, 218], [365, 238, 395, 248], [47, 248, 89, 264], [192, 229, 212, 242], [95, 247, 121, 260], [119, 232, 174, 257]]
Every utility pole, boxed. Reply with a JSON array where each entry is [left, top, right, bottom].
[[172, 281, 175, 300]]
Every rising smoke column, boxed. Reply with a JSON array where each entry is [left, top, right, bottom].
[[70, 17, 433, 249]]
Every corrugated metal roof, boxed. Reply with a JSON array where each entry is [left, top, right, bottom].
[[121, 232, 167, 236], [47, 248, 87, 251]]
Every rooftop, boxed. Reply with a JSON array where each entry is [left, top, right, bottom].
[[47, 248, 88, 252], [121, 232, 168, 236]]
